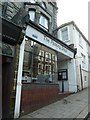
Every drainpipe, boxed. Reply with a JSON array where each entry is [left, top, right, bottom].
[[14, 34, 26, 118]]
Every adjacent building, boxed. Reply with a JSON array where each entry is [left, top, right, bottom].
[[55, 21, 90, 91]]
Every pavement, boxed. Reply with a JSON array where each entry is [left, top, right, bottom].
[[20, 88, 89, 119]]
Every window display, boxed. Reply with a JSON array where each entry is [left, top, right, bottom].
[[22, 39, 57, 84]]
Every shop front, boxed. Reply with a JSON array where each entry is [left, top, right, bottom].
[[14, 21, 76, 118]]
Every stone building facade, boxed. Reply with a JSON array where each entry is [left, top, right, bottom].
[[56, 21, 90, 91]]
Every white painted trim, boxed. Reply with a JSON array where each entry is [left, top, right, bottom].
[[14, 36, 26, 118], [60, 26, 70, 42]]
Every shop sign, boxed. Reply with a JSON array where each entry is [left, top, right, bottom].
[[26, 25, 74, 58]]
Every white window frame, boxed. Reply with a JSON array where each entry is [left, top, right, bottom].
[[39, 14, 49, 31], [60, 26, 70, 42]]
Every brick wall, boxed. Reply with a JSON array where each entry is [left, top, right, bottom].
[[20, 83, 60, 116]]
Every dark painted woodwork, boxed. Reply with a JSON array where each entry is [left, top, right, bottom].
[[2, 55, 15, 119]]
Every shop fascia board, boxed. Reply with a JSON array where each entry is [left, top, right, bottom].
[[25, 21, 76, 59]]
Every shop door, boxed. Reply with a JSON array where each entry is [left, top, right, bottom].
[[2, 56, 13, 119]]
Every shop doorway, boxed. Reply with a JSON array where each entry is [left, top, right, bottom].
[[2, 55, 14, 118]]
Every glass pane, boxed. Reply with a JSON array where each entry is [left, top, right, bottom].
[[29, 11, 35, 21], [39, 15, 48, 30], [61, 27, 68, 41]]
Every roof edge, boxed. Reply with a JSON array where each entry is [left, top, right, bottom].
[[54, 21, 90, 45]]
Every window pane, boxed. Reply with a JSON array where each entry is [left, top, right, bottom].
[[61, 27, 68, 41], [29, 11, 35, 21], [39, 15, 48, 30]]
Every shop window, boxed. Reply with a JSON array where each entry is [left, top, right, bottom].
[[58, 69, 68, 81], [52, 64, 55, 72], [44, 64, 51, 74], [52, 54, 56, 63], [52, 54, 55, 61], [29, 10, 35, 22], [61, 27, 68, 41], [22, 39, 57, 84], [39, 14, 49, 31], [38, 63, 43, 74]]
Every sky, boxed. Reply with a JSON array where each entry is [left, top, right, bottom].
[[57, 0, 89, 39]]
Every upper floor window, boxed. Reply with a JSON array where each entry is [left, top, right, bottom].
[[39, 14, 49, 31], [61, 27, 68, 41], [29, 10, 35, 22]]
